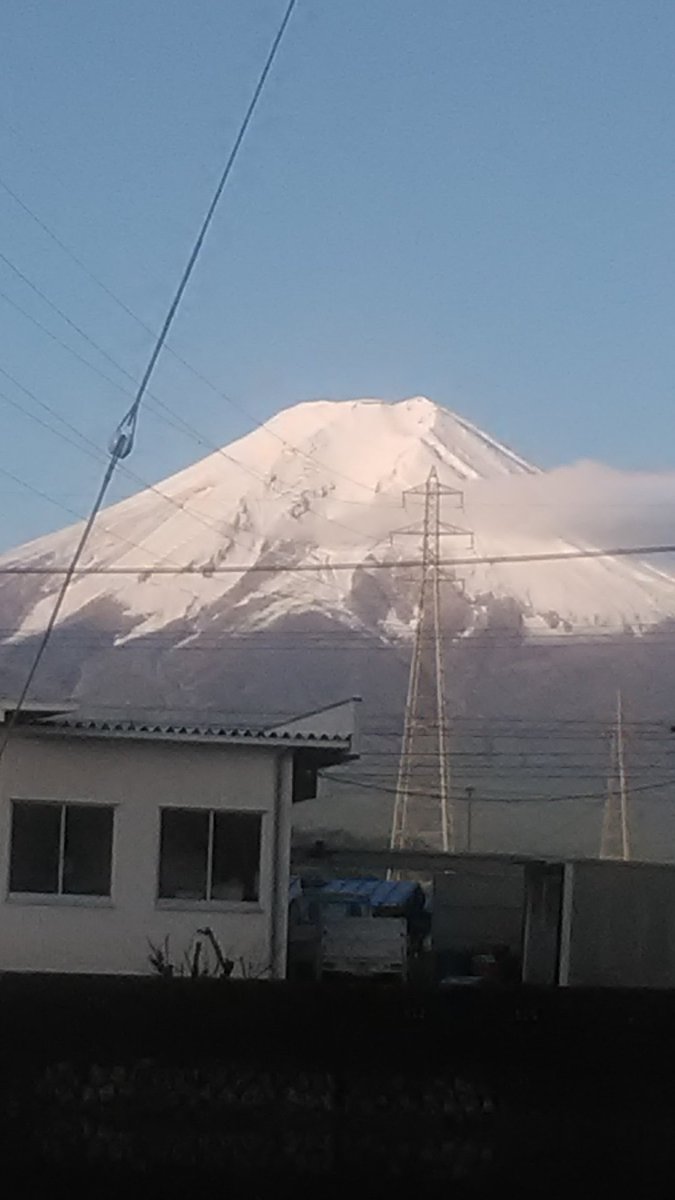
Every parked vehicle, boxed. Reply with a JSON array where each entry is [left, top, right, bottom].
[[320, 906, 408, 981], [288, 880, 415, 981]]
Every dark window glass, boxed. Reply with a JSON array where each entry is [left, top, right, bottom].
[[63, 805, 113, 896], [212, 812, 261, 902], [159, 809, 209, 899], [9, 802, 61, 893]]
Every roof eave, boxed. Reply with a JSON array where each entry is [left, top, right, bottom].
[[14, 722, 355, 756]]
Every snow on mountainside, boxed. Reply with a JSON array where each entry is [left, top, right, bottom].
[[3, 395, 675, 647]]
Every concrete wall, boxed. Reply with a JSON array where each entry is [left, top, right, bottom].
[[0, 731, 293, 977], [432, 860, 524, 959], [565, 861, 675, 989]]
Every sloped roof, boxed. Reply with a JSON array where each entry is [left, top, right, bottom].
[[48, 716, 347, 744], [267, 699, 360, 746], [6, 699, 359, 755]]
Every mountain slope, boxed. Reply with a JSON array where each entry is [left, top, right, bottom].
[[4, 396, 675, 858], [3, 395, 675, 648]]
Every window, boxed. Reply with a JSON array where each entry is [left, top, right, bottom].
[[159, 809, 261, 903], [9, 801, 114, 897]]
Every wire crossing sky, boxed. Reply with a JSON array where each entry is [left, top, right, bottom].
[[0, 0, 298, 750], [1, 1, 675, 551]]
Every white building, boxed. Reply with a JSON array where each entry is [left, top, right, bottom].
[[0, 699, 358, 978]]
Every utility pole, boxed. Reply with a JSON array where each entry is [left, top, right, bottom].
[[600, 690, 631, 861], [389, 468, 472, 854]]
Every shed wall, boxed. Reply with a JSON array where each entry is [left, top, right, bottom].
[[432, 860, 524, 959], [567, 861, 675, 989]]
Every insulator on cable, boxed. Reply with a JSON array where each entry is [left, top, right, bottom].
[[109, 408, 137, 460]]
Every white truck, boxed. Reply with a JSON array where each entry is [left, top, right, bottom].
[[319, 898, 408, 981]]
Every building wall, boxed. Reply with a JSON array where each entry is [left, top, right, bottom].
[[0, 732, 293, 977], [566, 861, 675, 989], [432, 860, 525, 962], [521, 864, 565, 986]]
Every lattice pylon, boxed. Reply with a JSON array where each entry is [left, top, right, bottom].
[[600, 690, 631, 861], [389, 468, 472, 854]]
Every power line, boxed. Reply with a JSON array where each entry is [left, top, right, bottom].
[[22, 700, 672, 734], [0, 360, 354, 607], [0, 368, 673, 666], [0, 0, 298, 755], [4, 625, 675, 645], [0, 461, 199, 590], [0, 463, 87, 523], [6, 92, 675, 544], [6, 613, 675, 664], [0, 256, 288, 484], [0, 396, 214, 593], [26, 700, 668, 723], [0, 171, 377, 498], [0, 384, 104, 466], [0, 367, 229, 539], [0, 360, 263, 538], [4, 618, 675, 651], [0, 277, 285, 489], [338, 761, 675, 776], [323, 770, 675, 805], [0, 244, 371, 548], [2, 540, 675, 575], [3, 637, 675, 662], [0, 284, 141, 401], [0, 250, 140, 387]]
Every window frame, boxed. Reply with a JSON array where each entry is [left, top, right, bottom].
[[6, 798, 116, 906], [156, 805, 264, 911]]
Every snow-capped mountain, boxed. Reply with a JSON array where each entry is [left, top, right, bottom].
[[4, 395, 675, 647], [5, 395, 675, 858]]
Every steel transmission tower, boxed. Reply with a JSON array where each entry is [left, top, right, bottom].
[[600, 690, 631, 861], [390, 468, 473, 853]]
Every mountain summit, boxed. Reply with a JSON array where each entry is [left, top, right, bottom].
[[3, 396, 675, 650]]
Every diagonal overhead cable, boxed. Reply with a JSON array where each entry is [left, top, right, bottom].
[[0, 362, 354, 608], [0, 261, 374, 550], [0, 359, 355, 609], [0, 254, 371, 542], [0, 455, 200, 614], [0, 0, 298, 757], [0, 169, 377, 496]]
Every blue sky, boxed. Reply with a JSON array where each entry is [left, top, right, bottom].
[[1, 0, 674, 549]]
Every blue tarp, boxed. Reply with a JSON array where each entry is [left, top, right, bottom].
[[308, 877, 421, 909]]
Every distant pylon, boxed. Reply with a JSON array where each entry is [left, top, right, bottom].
[[389, 468, 472, 853], [600, 690, 631, 860]]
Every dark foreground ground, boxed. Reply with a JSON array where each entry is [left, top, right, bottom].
[[2, 974, 674, 1195]]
